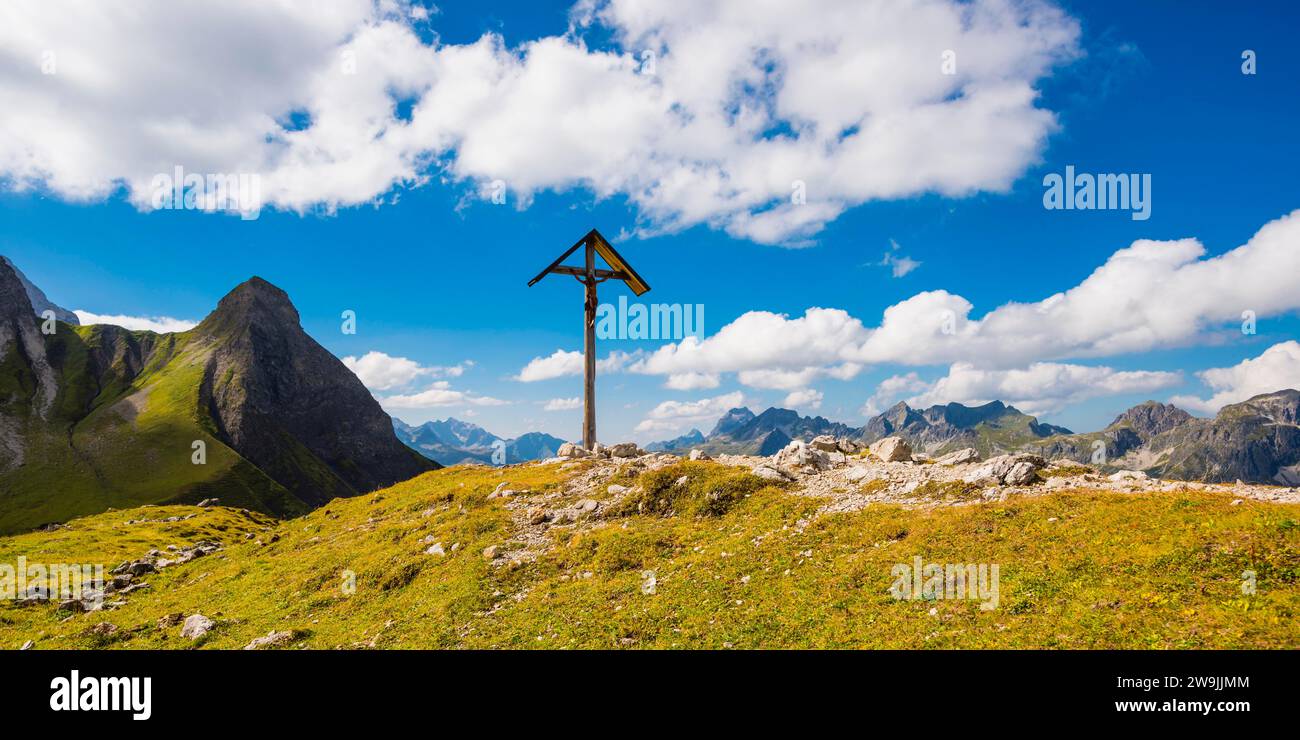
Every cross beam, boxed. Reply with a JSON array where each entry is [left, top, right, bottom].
[[528, 229, 650, 450]]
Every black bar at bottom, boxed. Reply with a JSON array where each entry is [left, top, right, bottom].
[[1, 649, 1285, 727]]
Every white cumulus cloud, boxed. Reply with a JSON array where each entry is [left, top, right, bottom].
[[634, 391, 745, 434], [378, 381, 508, 409], [631, 211, 1300, 399], [543, 397, 582, 411], [664, 372, 720, 390], [860, 372, 933, 416], [1170, 341, 1300, 414], [515, 349, 638, 381], [73, 310, 197, 333], [0, 0, 1080, 244], [783, 388, 823, 410], [341, 350, 471, 391]]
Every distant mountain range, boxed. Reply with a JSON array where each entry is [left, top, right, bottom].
[[0, 258, 435, 534], [650, 400, 1061, 457], [650, 393, 1300, 485], [392, 417, 568, 466], [1030, 393, 1300, 485]]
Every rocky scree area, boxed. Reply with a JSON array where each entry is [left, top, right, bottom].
[[459, 434, 1300, 571]]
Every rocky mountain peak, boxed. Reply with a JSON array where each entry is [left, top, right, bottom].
[[710, 407, 755, 437], [196, 278, 434, 506], [1, 256, 78, 325], [0, 258, 63, 440], [1220, 389, 1300, 425], [1106, 400, 1194, 440], [931, 400, 1009, 427], [753, 407, 799, 425], [882, 401, 925, 429], [0, 257, 36, 324], [196, 276, 300, 338]]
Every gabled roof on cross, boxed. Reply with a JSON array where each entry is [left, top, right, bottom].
[[527, 228, 651, 295]]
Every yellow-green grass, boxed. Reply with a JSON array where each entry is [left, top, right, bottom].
[[1040, 464, 1096, 478], [1, 462, 1297, 649], [0, 329, 305, 534]]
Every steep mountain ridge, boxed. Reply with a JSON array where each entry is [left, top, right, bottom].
[[709, 407, 755, 437], [0, 260, 435, 533], [194, 277, 432, 507], [859, 400, 1072, 456], [662, 400, 1073, 459], [1108, 400, 1195, 438], [1134, 390, 1300, 484], [0, 256, 78, 325], [694, 406, 856, 456]]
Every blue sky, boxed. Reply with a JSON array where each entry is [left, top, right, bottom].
[[2, 0, 1298, 443]]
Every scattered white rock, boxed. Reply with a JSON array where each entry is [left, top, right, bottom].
[[1005, 461, 1040, 486], [963, 454, 1046, 486], [1108, 470, 1149, 482], [243, 631, 293, 650], [607, 484, 630, 494], [845, 466, 876, 483], [556, 442, 590, 459], [84, 622, 119, 638], [773, 440, 831, 472], [180, 614, 215, 640], [809, 435, 840, 452], [688, 449, 711, 461], [869, 436, 913, 462], [608, 442, 643, 458], [936, 448, 981, 466], [752, 465, 794, 482], [836, 438, 864, 454], [425, 542, 446, 556]]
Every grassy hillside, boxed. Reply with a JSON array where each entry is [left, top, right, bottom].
[[0, 324, 306, 534], [2, 460, 1297, 649], [961, 410, 1060, 457]]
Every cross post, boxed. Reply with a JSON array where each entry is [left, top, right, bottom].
[[528, 229, 651, 451]]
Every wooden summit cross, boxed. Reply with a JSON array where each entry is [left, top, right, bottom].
[[528, 228, 650, 451]]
